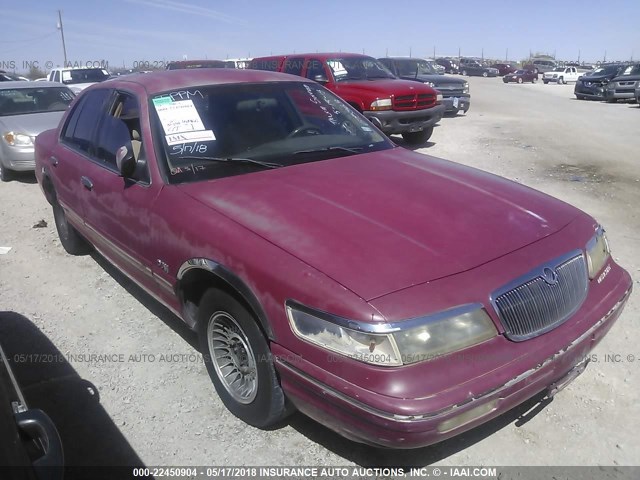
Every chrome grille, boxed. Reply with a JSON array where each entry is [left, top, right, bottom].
[[393, 93, 436, 110], [492, 253, 588, 341]]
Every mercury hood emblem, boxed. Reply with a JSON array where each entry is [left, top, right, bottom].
[[542, 267, 559, 285]]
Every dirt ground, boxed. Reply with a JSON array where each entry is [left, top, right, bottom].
[[0, 76, 638, 469]]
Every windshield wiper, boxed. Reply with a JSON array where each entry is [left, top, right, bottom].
[[176, 156, 283, 169], [293, 146, 363, 155]]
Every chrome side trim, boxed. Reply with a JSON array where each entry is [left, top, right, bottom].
[[91, 242, 182, 320], [285, 300, 484, 334], [278, 286, 631, 423]]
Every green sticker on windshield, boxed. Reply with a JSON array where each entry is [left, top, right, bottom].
[[153, 96, 173, 106]]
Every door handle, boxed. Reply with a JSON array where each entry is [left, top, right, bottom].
[[49, 156, 58, 167], [81, 176, 93, 191]]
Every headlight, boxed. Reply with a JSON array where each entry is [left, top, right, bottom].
[[3, 132, 33, 146], [463, 82, 469, 93], [436, 93, 443, 103], [286, 302, 497, 366], [370, 98, 392, 111], [424, 81, 435, 87], [585, 226, 610, 279]]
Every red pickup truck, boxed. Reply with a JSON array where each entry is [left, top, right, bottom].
[[249, 53, 445, 145]]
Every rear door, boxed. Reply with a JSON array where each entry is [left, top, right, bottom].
[[78, 88, 162, 293]]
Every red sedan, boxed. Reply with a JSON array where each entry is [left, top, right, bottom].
[[503, 69, 538, 83], [34, 69, 631, 449]]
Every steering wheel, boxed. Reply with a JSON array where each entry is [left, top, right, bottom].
[[287, 125, 322, 138]]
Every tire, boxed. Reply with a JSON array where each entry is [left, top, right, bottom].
[[543, 80, 549, 84], [558, 77, 565, 85], [462, 70, 468, 76], [606, 97, 616, 103], [576, 94, 585, 100], [0, 163, 12, 182], [517, 77, 523, 84], [401, 126, 434, 146], [52, 201, 91, 255], [198, 289, 291, 428], [482, 71, 488, 78]]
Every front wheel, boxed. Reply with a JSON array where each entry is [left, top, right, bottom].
[[482, 71, 488, 77], [401, 126, 434, 146], [52, 201, 91, 255], [543, 80, 549, 84], [198, 289, 292, 428], [462, 70, 468, 76], [0, 163, 12, 182], [517, 77, 523, 84], [558, 77, 565, 85]]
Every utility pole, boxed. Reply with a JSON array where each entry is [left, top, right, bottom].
[[604, 50, 607, 62], [506, 48, 508, 61], [433, 45, 436, 59], [409, 46, 412, 58], [481, 47, 484, 62], [57, 10, 67, 66]]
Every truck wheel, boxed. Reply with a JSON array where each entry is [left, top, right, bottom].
[[558, 77, 564, 85], [198, 289, 292, 428], [401, 127, 434, 146], [0, 164, 13, 182], [543, 80, 549, 84], [482, 71, 488, 78], [462, 70, 468, 76], [517, 77, 523, 84], [52, 201, 92, 255]]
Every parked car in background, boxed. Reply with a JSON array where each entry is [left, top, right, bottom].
[[529, 59, 557, 74], [503, 69, 537, 84], [605, 64, 640, 103], [0, 81, 74, 181], [428, 60, 446, 74], [0, 70, 29, 82], [574, 64, 629, 100], [436, 58, 459, 74], [166, 60, 226, 70], [378, 57, 470, 115], [543, 67, 581, 84], [250, 53, 445, 144], [223, 58, 252, 69], [491, 63, 517, 76], [46, 67, 110, 93], [636, 84, 640, 105], [460, 61, 499, 77], [34, 68, 632, 449]]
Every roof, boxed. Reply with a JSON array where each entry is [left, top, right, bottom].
[[252, 52, 375, 61], [98, 68, 311, 94], [0, 81, 67, 89]]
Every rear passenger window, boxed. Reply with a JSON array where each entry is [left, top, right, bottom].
[[283, 57, 305, 76], [61, 89, 111, 154]]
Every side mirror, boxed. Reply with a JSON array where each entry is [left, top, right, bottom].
[[116, 144, 136, 178], [313, 74, 329, 84]]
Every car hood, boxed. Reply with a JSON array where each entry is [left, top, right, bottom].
[[333, 78, 434, 97], [0, 111, 65, 137], [611, 74, 640, 82], [401, 74, 465, 86], [178, 149, 580, 300]]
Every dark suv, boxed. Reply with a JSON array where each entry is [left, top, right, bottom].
[[378, 57, 470, 115], [605, 64, 640, 103], [574, 64, 629, 100]]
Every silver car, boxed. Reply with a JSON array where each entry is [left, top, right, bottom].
[[0, 81, 74, 181]]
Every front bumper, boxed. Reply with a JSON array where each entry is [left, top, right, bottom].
[[575, 81, 607, 98], [364, 104, 445, 135], [440, 93, 470, 113], [274, 268, 632, 449], [606, 90, 636, 100], [0, 145, 35, 172]]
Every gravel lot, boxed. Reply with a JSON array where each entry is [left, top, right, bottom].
[[0, 77, 638, 469]]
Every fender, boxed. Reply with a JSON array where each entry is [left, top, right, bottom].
[[177, 258, 274, 340]]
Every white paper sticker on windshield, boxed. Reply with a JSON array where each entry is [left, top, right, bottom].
[[165, 130, 216, 146], [154, 99, 205, 134]]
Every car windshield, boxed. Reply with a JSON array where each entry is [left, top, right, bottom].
[[0, 72, 24, 82], [515, 70, 527, 74], [0, 87, 74, 116], [61, 68, 110, 84], [588, 65, 620, 76], [327, 57, 395, 81], [395, 59, 438, 76], [151, 81, 393, 184], [551, 67, 564, 72], [620, 64, 640, 76]]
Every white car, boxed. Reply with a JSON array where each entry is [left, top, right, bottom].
[[543, 67, 581, 84], [46, 67, 110, 93]]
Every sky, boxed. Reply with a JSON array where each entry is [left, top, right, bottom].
[[1, 0, 639, 73]]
